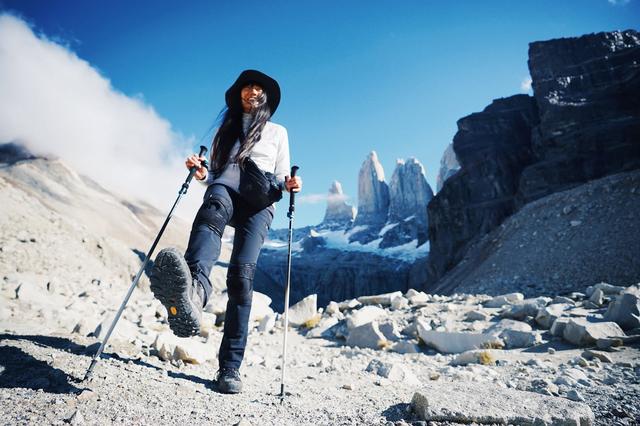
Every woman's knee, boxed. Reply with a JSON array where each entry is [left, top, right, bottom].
[[226, 262, 256, 305], [193, 189, 233, 237]]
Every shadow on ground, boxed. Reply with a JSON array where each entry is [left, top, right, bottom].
[[382, 402, 413, 422], [0, 344, 81, 394], [0, 333, 166, 392]]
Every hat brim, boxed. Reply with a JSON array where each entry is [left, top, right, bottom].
[[225, 70, 281, 115]]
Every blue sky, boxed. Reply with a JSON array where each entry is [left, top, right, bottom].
[[1, 0, 638, 229]]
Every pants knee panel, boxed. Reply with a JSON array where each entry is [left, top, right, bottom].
[[226, 263, 256, 304], [193, 195, 231, 237]]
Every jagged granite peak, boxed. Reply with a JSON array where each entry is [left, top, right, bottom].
[[353, 151, 389, 227], [436, 143, 460, 192], [388, 157, 433, 224], [321, 180, 356, 228]]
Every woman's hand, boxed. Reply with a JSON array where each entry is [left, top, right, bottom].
[[284, 175, 302, 192], [185, 154, 208, 180]]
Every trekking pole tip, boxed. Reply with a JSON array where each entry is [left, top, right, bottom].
[[83, 359, 98, 382]]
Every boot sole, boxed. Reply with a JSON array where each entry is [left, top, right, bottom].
[[216, 379, 242, 394], [150, 248, 201, 338]]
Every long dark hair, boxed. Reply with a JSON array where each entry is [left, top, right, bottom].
[[210, 91, 271, 176]]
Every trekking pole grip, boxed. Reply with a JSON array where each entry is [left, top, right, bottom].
[[288, 166, 299, 211], [198, 145, 209, 169]]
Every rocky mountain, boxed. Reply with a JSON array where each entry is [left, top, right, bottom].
[[435, 142, 460, 192], [257, 152, 433, 311], [320, 181, 355, 229], [422, 29, 640, 293], [353, 151, 389, 226], [0, 142, 215, 310]]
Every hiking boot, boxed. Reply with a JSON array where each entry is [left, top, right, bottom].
[[150, 247, 205, 338], [216, 367, 242, 394]]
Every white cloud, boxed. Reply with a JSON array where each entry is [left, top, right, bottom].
[[297, 193, 329, 204], [297, 192, 352, 205], [608, 0, 630, 5], [520, 76, 533, 93], [0, 14, 201, 217]]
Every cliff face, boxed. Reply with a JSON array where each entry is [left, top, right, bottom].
[[426, 95, 539, 281], [422, 29, 640, 291], [517, 30, 640, 205]]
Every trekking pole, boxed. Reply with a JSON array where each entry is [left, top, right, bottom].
[[83, 145, 209, 382], [279, 165, 299, 400]]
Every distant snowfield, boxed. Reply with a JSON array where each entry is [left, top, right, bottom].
[[264, 224, 429, 262]]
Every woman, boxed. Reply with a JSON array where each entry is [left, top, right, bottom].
[[150, 70, 302, 394]]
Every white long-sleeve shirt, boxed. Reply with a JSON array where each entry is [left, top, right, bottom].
[[198, 114, 291, 204]]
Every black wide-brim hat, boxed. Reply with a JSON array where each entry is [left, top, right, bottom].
[[225, 69, 281, 115]]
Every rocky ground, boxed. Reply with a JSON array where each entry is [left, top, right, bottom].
[[1, 153, 639, 425], [430, 169, 640, 298], [1, 273, 639, 425]]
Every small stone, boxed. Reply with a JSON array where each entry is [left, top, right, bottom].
[[589, 288, 604, 306], [338, 299, 362, 311], [342, 383, 354, 390], [552, 296, 575, 305], [548, 347, 556, 354], [570, 220, 582, 227], [390, 295, 409, 310], [581, 349, 613, 363], [326, 301, 340, 315], [465, 310, 490, 322], [391, 340, 420, 354], [596, 337, 623, 350], [68, 410, 85, 425], [258, 313, 276, 333], [566, 389, 585, 402], [76, 389, 97, 401]]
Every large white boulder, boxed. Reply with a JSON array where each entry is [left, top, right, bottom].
[[357, 291, 403, 306], [417, 321, 503, 354], [562, 318, 626, 346], [484, 293, 523, 308], [535, 303, 571, 329], [604, 287, 640, 330], [411, 382, 594, 424], [346, 305, 388, 330], [501, 297, 551, 320], [286, 294, 317, 327], [346, 321, 387, 349], [585, 282, 626, 297]]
